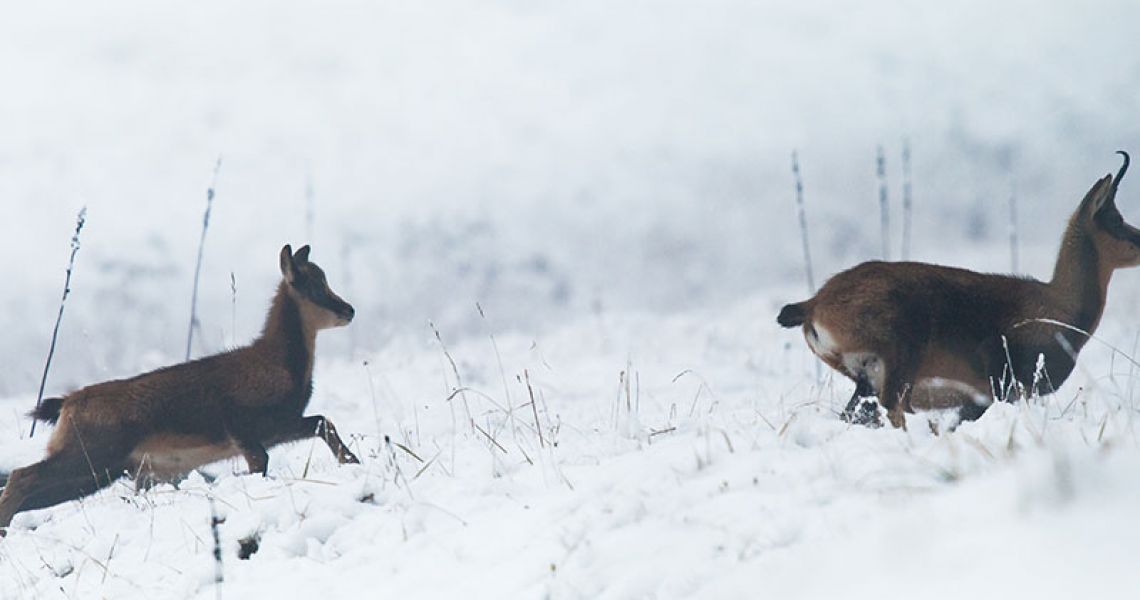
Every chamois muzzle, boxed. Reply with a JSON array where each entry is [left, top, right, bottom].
[[337, 302, 355, 325]]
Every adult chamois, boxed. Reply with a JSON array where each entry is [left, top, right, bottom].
[[0, 244, 360, 535], [778, 152, 1135, 429]]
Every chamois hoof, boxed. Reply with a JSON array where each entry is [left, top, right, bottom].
[[957, 400, 989, 423], [886, 407, 907, 430], [339, 450, 361, 465], [840, 400, 882, 428]]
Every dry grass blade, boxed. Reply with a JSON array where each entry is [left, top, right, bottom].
[[524, 369, 545, 448], [430, 320, 473, 426], [301, 438, 317, 479], [394, 442, 424, 463], [959, 434, 995, 461], [413, 453, 440, 480], [778, 413, 797, 438], [474, 423, 508, 454], [1014, 318, 1140, 370]]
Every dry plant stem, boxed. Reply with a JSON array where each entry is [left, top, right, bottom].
[[208, 497, 223, 600], [475, 422, 508, 454], [876, 145, 890, 260], [524, 370, 545, 448], [305, 176, 315, 244], [1009, 180, 1019, 273], [186, 156, 223, 361], [384, 435, 415, 500], [791, 151, 822, 382], [229, 272, 237, 343], [363, 360, 384, 452], [478, 303, 519, 438], [430, 321, 473, 428], [790, 151, 815, 294], [1014, 318, 1140, 371], [30, 207, 86, 438], [901, 139, 913, 260]]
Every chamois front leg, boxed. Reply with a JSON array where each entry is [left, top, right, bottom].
[[238, 440, 270, 476], [225, 417, 270, 476], [307, 416, 360, 465], [265, 416, 360, 465]]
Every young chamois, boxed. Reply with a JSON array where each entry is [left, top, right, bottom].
[[0, 244, 360, 535], [778, 152, 1136, 429]]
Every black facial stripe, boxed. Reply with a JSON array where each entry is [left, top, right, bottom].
[[303, 282, 350, 314], [1095, 209, 1134, 241], [292, 265, 350, 315]]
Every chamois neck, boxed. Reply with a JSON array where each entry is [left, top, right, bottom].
[[255, 281, 317, 385], [1049, 221, 1111, 332]]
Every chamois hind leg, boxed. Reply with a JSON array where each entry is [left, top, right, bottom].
[[267, 415, 360, 465], [957, 400, 988, 423], [880, 364, 918, 430], [0, 449, 122, 535], [840, 373, 879, 426]]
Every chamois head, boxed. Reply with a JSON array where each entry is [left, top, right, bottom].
[[279, 244, 355, 329], [1078, 151, 1140, 269]]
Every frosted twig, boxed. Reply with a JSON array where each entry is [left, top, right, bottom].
[[524, 369, 545, 448], [208, 497, 223, 600], [186, 156, 223, 361], [229, 272, 237, 344], [876, 145, 890, 260], [430, 321, 473, 429], [305, 175, 315, 244], [901, 139, 912, 260], [1014, 318, 1140, 370], [791, 151, 815, 293], [30, 207, 86, 438], [1008, 179, 1019, 273]]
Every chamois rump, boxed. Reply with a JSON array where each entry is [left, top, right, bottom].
[[778, 152, 1136, 428], [0, 244, 360, 535]]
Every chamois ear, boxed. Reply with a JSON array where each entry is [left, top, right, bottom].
[[294, 245, 311, 264], [280, 244, 296, 283], [1079, 175, 1114, 220]]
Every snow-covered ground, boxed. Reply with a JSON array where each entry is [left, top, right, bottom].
[[2, 0, 1140, 598], [1, 291, 1139, 599]]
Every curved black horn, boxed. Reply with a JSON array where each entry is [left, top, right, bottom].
[[1112, 150, 1130, 195]]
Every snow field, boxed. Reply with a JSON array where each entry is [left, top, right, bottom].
[[1, 291, 1138, 598]]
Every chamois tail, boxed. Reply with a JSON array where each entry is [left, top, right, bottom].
[[777, 301, 811, 328], [29, 397, 64, 424]]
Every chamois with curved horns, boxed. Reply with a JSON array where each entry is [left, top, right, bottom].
[[0, 244, 360, 535], [778, 152, 1135, 429]]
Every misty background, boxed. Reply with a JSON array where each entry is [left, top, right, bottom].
[[1, 0, 1138, 396]]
